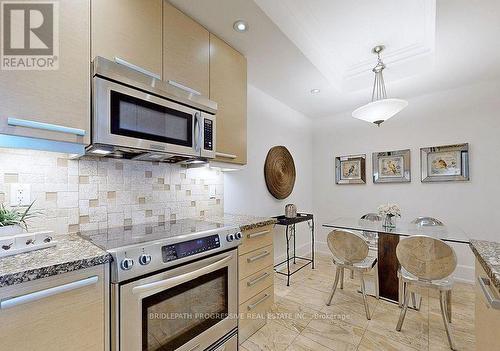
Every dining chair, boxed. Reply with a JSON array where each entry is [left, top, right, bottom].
[[360, 212, 381, 250], [395, 235, 457, 350], [326, 229, 379, 320], [411, 216, 444, 226], [404, 217, 449, 311], [346, 213, 381, 280]]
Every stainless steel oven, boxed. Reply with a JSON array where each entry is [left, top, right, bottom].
[[89, 57, 216, 162], [115, 249, 238, 351]]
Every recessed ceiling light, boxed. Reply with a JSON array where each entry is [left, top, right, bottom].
[[310, 89, 321, 94], [233, 20, 248, 32]]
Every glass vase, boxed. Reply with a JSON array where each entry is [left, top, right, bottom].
[[383, 215, 396, 229]]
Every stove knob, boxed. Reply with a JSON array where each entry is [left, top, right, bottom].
[[139, 254, 152, 266], [234, 232, 242, 240], [120, 258, 134, 270], [226, 233, 235, 242]]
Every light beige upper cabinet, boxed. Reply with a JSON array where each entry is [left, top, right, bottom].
[[210, 34, 247, 165], [163, 1, 210, 97], [0, 266, 106, 351], [92, 0, 162, 78], [0, 0, 90, 144]]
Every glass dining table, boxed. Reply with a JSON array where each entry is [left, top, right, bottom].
[[322, 217, 470, 303]]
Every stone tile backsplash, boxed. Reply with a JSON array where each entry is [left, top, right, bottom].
[[0, 149, 224, 235]]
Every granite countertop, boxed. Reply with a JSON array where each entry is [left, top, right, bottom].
[[470, 239, 500, 293], [0, 234, 110, 288], [202, 213, 277, 231]]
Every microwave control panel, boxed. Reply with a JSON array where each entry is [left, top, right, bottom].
[[204, 119, 213, 151]]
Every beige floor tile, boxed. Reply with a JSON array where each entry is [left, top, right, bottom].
[[269, 296, 319, 333], [242, 320, 299, 351], [281, 284, 329, 312], [357, 329, 421, 351], [320, 300, 371, 329], [285, 335, 335, 351], [299, 315, 363, 350], [322, 282, 380, 321], [428, 310, 475, 351], [367, 300, 429, 350], [299, 270, 338, 293]]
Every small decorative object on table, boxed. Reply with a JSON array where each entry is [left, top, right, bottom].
[[285, 204, 297, 218], [378, 203, 401, 229]]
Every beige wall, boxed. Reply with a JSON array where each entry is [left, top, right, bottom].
[[0, 149, 224, 235]]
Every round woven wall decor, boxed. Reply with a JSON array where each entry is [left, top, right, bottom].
[[264, 146, 296, 200]]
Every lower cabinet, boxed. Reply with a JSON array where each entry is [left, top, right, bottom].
[[474, 258, 500, 351], [238, 225, 274, 343], [0, 265, 107, 351]]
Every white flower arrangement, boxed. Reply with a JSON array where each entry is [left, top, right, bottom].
[[378, 203, 401, 218]]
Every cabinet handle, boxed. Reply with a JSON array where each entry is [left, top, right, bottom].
[[7, 118, 86, 136], [247, 272, 270, 287], [0, 276, 99, 309], [478, 276, 500, 310], [216, 152, 237, 159], [167, 80, 201, 96], [247, 250, 270, 263], [247, 293, 270, 310], [114, 57, 161, 80], [247, 230, 270, 239]]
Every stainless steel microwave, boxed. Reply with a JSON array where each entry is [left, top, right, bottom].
[[88, 57, 217, 163]]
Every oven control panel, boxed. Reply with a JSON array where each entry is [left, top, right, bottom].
[[162, 234, 220, 262]]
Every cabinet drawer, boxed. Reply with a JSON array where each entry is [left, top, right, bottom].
[[239, 265, 273, 304], [0, 266, 105, 350], [239, 225, 274, 256], [239, 245, 273, 280], [475, 258, 500, 350], [239, 285, 274, 343]]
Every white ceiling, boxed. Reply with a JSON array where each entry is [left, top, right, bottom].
[[169, 0, 500, 118]]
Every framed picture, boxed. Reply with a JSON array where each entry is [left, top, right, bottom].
[[421, 143, 469, 182], [373, 149, 411, 183], [335, 154, 366, 184]]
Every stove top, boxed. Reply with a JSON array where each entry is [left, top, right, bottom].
[[79, 218, 226, 251], [79, 218, 242, 283]]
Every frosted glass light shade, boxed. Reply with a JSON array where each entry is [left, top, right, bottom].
[[352, 98, 408, 125]]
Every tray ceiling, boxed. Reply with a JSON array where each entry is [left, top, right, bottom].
[[254, 0, 436, 91]]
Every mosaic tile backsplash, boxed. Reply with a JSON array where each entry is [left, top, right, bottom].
[[0, 149, 224, 235]]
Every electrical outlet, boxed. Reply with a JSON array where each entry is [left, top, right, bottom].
[[10, 184, 31, 206]]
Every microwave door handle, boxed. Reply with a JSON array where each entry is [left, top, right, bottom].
[[132, 255, 232, 295], [194, 112, 202, 153]]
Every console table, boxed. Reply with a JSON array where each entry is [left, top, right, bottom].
[[273, 213, 315, 286]]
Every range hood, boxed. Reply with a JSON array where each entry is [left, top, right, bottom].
[[88, 57, 217, 164]]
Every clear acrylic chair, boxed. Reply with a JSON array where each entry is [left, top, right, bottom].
[[395, 235, 457, 350], [326, 229, 379, 320], [360, 212, 381, 251], [411, 216, 444, 226], [344, 213, 381, 280]]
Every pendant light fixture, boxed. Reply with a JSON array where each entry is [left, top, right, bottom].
[[352, 45, 408, 126]]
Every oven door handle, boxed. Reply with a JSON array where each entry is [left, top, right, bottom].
[[132, 255, 232, 295]]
